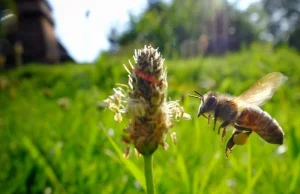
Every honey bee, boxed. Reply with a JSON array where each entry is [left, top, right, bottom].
[[190, 72, 287, 157]]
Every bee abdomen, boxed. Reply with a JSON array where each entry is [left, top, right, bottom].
[[235, 107, 284, 144], [255, 112, 284, 144]]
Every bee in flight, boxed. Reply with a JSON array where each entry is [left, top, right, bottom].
[[189, 72, 288, 157]]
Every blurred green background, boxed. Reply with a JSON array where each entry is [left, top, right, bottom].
[[1, 0, 300, 194], [1, 44, 300, 193]]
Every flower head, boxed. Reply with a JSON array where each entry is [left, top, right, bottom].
[[104, 45, 190, 156]]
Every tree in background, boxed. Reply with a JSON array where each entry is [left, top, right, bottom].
[[262, 0, 300, 50], [0, 0, 16, 15], [109, 0, 259, 58], [0, 1, 17, 36], [0, 1, 17, 68]]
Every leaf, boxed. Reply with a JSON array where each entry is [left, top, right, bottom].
[[176, 154, 190, 193], [199, 153, 220, 194], [243, 167, 264, 194], [192, 170, 200, 194], [99, 122, 146, 190], [22, 136, 66, 194], [288, 154, 300, 193]]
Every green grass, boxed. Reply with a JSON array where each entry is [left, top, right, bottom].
[[1, 43, 300, 193]]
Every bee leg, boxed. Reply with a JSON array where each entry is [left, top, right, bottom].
[[218, 120, 230, 135], [207, 115, 211, 125], [213, 118, 217, 131], [225, 130, 242, 158], [218, 110, 236, 134], [221, 127, 227, 144], [233, 124, 252, 132], [213, 110, 220, 131]]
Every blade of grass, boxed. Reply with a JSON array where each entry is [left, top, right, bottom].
[[214, 174, 231, 194], [247, 142, 252, 187], [228, 154, 240, 173], [0, 161, 34, 194], [288, 154, 300, 193], [99, 122, 146, 190], [176, 153, 190, 193], [199, 153, 220, 194], [85, 124, 99, 160], [243, 166, 264, 194], [290, 127, 299, 159], [192, 169, 200, 194], [22, 136, 66, 194]]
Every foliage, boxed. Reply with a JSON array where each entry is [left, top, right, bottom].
[[262, 0, 300, 38], [0, 0, 16, 13], [262, 0, 300, 50], [0, 1, 16, 37], [0, 44, 300, 193], [116, 0, 259, 57]]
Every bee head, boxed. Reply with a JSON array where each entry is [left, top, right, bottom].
[[188, 91, 218, 117]]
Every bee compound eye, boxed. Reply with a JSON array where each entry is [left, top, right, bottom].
[[206, 96, 217, 108]]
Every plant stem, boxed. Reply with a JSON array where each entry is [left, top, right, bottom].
[[144, 154, 155, 194]]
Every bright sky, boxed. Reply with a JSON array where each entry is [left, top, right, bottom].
[[46, 0, 258, 63], [46, 0, 151, 63]]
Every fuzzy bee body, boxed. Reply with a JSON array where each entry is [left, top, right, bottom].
[[192, 72, 287, 157], [235, 105, 284, 144]]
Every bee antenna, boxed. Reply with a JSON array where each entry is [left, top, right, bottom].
[[188, 90, 203, 99], [188, 94, 201, 99], [193, 90, 203, 97]]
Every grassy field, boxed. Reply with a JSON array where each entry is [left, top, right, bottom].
[[0, 44, 300, 194]]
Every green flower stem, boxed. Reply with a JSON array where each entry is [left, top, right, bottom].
[[144, 154, 155, 194]]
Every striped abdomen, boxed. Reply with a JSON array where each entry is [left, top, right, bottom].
[[235, 106, 284, 144]]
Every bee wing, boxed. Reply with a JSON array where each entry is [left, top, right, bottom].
[[235, 72, 287, 106]]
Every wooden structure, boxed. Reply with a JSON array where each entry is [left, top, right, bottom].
[[0, 0, 73, 68]]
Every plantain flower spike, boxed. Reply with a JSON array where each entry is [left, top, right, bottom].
[[104, 45, 191, 156]]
